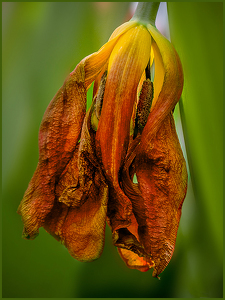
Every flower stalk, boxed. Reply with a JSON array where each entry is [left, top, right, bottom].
[[131, 2, 160, 26]]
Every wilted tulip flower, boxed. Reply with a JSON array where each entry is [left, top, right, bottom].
[[18, 2, 187, 278]]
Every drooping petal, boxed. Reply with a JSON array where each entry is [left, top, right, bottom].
[[129, 28, 186, 277], [84, 21, 137, 88], [141, 24, 183, 144], [17, 61, 87, 239], [120, 113, 187, 277], [135, 113, 187, 277], [17, 17, 138, 244], [95, 25, 151, 234], [96, 25, 151, 184], [44, 103, 108, 262]]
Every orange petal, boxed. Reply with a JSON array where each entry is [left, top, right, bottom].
[[96, 25, 151, 185], [95, 25, 151, 235]]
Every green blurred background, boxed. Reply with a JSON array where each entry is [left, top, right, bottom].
[[2, 2, 223, 298]]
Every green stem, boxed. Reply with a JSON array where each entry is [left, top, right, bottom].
[[131, 2, 160, 26]]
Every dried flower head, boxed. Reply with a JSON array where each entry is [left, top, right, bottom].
[[18, 3, 187, 278]]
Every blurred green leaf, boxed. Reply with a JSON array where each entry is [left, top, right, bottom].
[[168, 2, 223, 297]]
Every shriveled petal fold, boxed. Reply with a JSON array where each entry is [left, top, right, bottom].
[[17, 61, 87, 239], [44, 103, 108, 262], [135, 113, 187, 277], [133, 28, 186, 277], [121, 112, 187, 277]]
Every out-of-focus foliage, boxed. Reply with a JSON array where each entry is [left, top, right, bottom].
[[167, 2, 223, 297], [2, 2, 222, 298]]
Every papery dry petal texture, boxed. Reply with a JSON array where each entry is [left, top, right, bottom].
[[135, 113, 187, 277], [131, 27, 186, 278], [44, 104, 108, 262], [17, 62, 87, 239]]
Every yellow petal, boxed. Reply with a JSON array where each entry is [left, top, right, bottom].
[[108, 25, 151, 73], [149, 24, 183, 110], [151, 39, 165, 109], [108, 20, 137, 40], [82, 21, 137, 88], [96, 25, 151, 185], [150, 46, 154, 66], [139, 24, 183, 148]]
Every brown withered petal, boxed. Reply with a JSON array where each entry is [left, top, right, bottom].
[[137, 113, 187, 277], [17, 62, 87, 239], [44, 103, 108, 262], [121, 112, 187, 277]]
